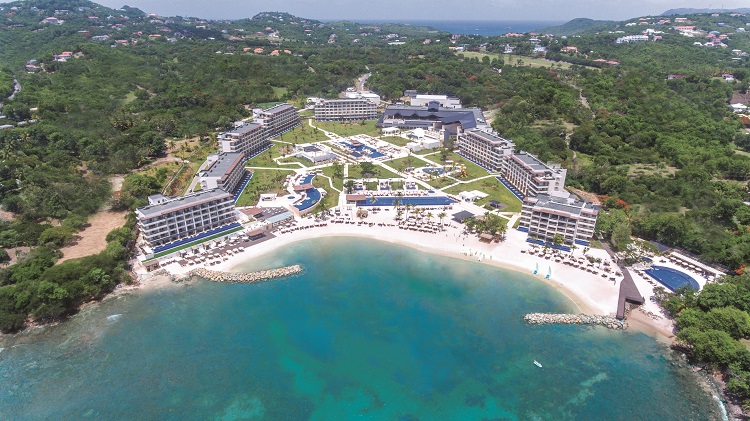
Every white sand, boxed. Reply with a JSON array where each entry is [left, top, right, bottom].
[[160, 208, 622, 317]]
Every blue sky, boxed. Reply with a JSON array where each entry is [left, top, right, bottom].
[[95, 0, 750, 21]]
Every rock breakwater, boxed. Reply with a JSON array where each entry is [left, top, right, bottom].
[[524, 313, 627, 330], [189, 265, 302, 284]]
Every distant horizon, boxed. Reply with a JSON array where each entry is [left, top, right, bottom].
[[90, 0, 750, 22]]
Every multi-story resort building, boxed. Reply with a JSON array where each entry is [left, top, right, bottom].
[[344, 91, 381, 105], [218, 122, 268, 157], [501, 151, 567, 198], [198, 152, 247, 193], [253, 103, 300, 138], [136, 189, 237, 248], [518, 191, 599, 245], [406, 93, 462, 108], [314, 98, 378, 122], [457, 128, 515, 171], [377, 101, 488, 140]]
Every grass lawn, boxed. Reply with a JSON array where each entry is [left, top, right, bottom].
[[122, 91, 137, 105], [347, 163, 401, 180], [380, 136, 411, 147], [277, 156, 308, 167], [271, 87, 288, 99], [313, 174, 340, 207], [457, 52, 594, 71], [276, 123, 330, 144], [246, 144, 287, 168], [235, 168, 293, 206], [440, 151, 494, 179], [314, 120, 381, 137], [426, 176, 460, 189], [320, 165, 344, 191], [444, 178, 522, 213], [385, 155, 432, 172]]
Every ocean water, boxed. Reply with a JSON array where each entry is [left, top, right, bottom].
[[0, 238, 721, 419], [353, 20, 565, 36]]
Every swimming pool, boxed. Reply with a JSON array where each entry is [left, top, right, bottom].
[[355, 196, 457, 207], [421, 167, 446, 175], [644, 265, 700, 291]]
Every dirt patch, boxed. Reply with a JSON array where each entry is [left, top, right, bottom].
[[58, 210, 128, 263], [2, 246, 30, 266], [566, 187, 602, 205], [0, 209, 16, 221]]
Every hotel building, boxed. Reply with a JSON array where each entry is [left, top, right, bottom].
[[314, 98, 378, 122], [377, 101, 488, 140], [501, 151, 567, 198], [218, 122, 268, 157], [519, 191, 599, 245], [198, 152, 247, 193], [136, 189, 237, 248], [253, 103, 300, 138], [457, 128, 515, 171]]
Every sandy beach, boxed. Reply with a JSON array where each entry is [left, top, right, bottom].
[[156, 210, 621, 309], [141, 204, 688, 342]]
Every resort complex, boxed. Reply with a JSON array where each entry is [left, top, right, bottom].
[[134, 91, 724, 327]]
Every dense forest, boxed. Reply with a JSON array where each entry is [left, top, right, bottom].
[[2, 2, 750, 407]]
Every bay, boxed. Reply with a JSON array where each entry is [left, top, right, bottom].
[[352, 20, 565, 36], [0, 237, 721, 419]]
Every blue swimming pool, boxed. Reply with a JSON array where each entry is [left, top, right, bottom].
[[340, 141, 386, 159], [422, 167, 445, 175], [644, 265, 700, 291], [355, 196, 457, 207]]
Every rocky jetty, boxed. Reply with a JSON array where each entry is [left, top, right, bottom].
[[189, 265, 302, 284], [524, 313, 627, 330]]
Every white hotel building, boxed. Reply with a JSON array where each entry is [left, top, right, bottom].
[[457, 128, 514, 171], [314, 98, 378, 122], [218, 122, 268, 157], [501, 151, 567, 197], [519, 191, 599, 245], [253, 103, 300, 138], [136, 189, 237, 248], [198, 152, 247, 193]]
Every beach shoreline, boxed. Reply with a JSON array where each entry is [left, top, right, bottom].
[[148, 213, 673, 338]]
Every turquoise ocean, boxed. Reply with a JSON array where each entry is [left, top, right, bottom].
[[0, 238, 723, 419]]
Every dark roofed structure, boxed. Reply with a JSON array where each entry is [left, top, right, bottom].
[[452, 210, 475, 223], [617, 268, 645, 320], [377, 102, 487, 140]]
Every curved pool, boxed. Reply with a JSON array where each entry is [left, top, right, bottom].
[[644, 265, 700, 291]]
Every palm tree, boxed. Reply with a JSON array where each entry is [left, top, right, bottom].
[[426, 212, 434, 224], [438, 212, 447, 227]]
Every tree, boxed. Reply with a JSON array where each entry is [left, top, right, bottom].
[[678, 327, 745, 367], [343, 180, 355, 194], [552, 233, 565, 248], [38, 226, 75, 248], [359, 161, 377, 178], [438, 212, 447, 227], [331, 161, 343, 179]]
